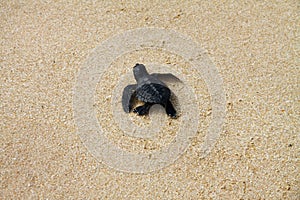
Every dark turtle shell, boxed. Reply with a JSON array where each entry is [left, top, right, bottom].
[[136, 83, 171, 104]]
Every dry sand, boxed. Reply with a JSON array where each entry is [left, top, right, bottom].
[[1, 1, 299, 199]]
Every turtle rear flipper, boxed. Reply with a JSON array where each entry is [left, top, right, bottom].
[[122, 84, 137, 113], [165, 100, 177, 118], [133, 102, 153, 115]]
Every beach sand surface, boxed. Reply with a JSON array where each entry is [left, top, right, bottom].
[[1, 1, 299, 199]]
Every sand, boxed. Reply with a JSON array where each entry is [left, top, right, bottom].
[[1, 1, 299, 199]]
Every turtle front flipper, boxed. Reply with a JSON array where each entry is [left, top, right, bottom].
[[151, 73, 182, 83], [122, 84, 137, 113]]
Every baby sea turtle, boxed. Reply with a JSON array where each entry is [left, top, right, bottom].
[[122, 63, 181, 118]]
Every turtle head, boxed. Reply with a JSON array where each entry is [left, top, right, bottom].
[[133, 63, 149, 81]]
